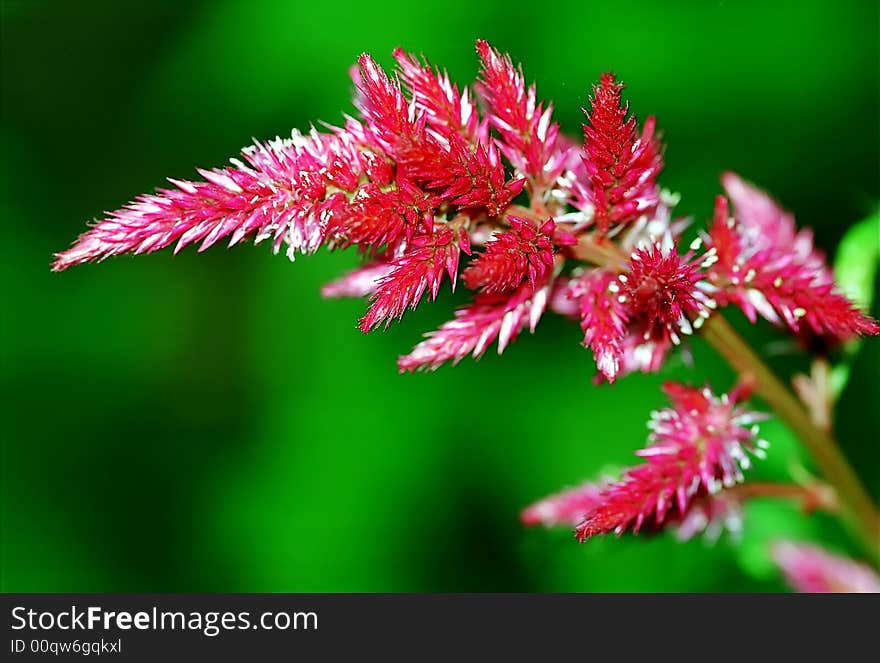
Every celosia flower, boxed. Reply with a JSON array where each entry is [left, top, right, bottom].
[[55, 42, 876, 376], [575, 382, 766, 540], [333, 179, 433, 252], [462, 217, 558, 294], [392, 48, 483, 144], [53, 41, 880, 576], [576, 268, 629, 380], [356, 52, 524, 217], [522, 479, 744, 543], [771, 541, 880, 593], [703, 173, 879, 341], [556, 236, 715, 382], [52, 130, 370, 270], [475, 40, 567, 195], [397, 275, 553, 371], [359, 226, 468, 332], [617, 239, 715, 346], [581, 73, 663, 234]]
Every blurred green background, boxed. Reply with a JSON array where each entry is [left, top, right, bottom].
[[2, 0, 878, 592]]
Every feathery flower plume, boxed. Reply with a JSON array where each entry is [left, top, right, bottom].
[[475, 40, 566, 193], [704, 174, 879, 340], [522, 479, 745, 542], [575, 382, 766, 540], [53, 131, 369, 270], [54, 42, 880, 583], [618, 239, 716, 347], [356, 53, 522, 216], [771, 541, 880, 593], [462, 217, 557, 294], [581, 73, 663, 234], [55, 42, 875, 364], [397, 275, 552, 371], [360, 226, 468, 331], [564, 236, 714, 382], [392, 48, 482, 143], [334, 179, 434, 252], [574, 268, 629, 381]]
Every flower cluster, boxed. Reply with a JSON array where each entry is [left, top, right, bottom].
[[54, 42, 879, 589], [703, 174, 879, 341], [53, 41, 877, 370], [523, 382, 766, 541]]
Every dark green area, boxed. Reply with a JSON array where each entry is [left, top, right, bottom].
[[1, 0, 877, 591]]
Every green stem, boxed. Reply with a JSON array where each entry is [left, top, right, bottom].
[[701, 314, 880, 561]]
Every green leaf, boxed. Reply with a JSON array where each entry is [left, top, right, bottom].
[[834, 213, 880, 314], [830, 213, 880, 397]]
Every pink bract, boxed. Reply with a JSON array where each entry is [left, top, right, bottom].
[[54, 42, 879, 564], [574, 382, 766, 540], [54, 41, 877, 375]]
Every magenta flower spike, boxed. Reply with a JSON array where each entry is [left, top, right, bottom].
[[574, 382, 767, 540], [359, 225, 468, 332], [396, 277, 553, 372], [704, 175, 879, 340], [54, 41, 876, 368], [573, 269, 630, 380], [474, 40, 565, 195], [54, 41, 880, 581], [523, 479, 746, 542], [581, 73, 663, 234], [462, 217, 560, 294]]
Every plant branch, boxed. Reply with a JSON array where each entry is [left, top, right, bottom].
[[726, 481, 838, 514]]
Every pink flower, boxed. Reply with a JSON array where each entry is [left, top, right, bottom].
[[462, 217, 557, 294], [397, 275, 552, 372], [522, 479, 745, 542], [356, 53, 523, 216], [53, 42, 877, 375], [392, 48, 483, 144], [360, 226, 469, 332], [331, 180, 435, 254], [574, 268, 629, 380], [576, 382, 766, 540], [704, 174, 879, 341], [619, 239, 716, 346], [475, 40, 567, 193], [581, 73, 663, 234], [563, 237, 715, 382], [53, 42, 880, 575], [53, 131, 370, 270], [771, 541, 880, 593]]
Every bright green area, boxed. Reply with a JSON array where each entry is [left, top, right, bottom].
[[2, 0, 877, 592]]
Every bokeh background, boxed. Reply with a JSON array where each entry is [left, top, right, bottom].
[[2, 0, 878, 592]]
